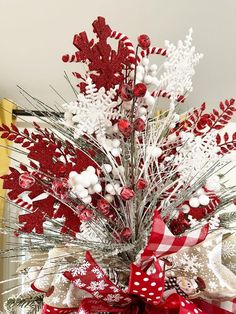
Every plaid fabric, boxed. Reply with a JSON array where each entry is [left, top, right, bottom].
[[141, 210, 209, 262]]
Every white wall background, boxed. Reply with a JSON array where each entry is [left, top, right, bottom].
[[0, 0, 235, 115]]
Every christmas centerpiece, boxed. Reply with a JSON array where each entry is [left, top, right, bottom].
[[1, 16, 236, 314]]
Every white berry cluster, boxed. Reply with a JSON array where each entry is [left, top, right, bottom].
[[68, 166, 101, 204], [102, 164, 124, 203]]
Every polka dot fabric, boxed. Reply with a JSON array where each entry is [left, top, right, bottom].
[[128, 261, 164, 306]]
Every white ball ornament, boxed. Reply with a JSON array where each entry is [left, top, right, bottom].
[[104, 194, 114, 203], [90, 174, 99, 185], [142, 57, 150, 66], [189, 197, 200, 208], [82, 195, 92, 204], [105, 184, 116, 195], [136, 72, 143, 82], [87, 166, 96, 174], [136, 65, 144, 74], [78, 188, 89, 198], [69, 171, 78, 179], [199, 194, 210, 206], [139, 107, 147, 116], [150, 64, 158, 71], [182, 204, 190, 213], [144, 75, 152, 84], [102, 164, 112, 173], [80, 175, 91, 188], [111, 148, 120, 157], [148, 146, 163, 158], [112, 139, 121, 148], [93, 184, 102, 193], [73, 184, 84, 194], [145, 96, 155, 106]]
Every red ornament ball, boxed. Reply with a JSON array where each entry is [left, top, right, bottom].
[[79, 208, 93, 222], [97, 199, 111, 216], [120, 187, 135, 201], [136, 178, 148, 190], [119, 83, 133, 101], [134, 118, 145, 132], [138, 34, 151, 50], [52, 178, 69, 200], [118, 119, 133, 138], [133, 83, 147, 98], [19, 172, 35, 189]]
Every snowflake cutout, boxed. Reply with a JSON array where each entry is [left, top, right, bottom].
[[91, 266, 103, 279], [222, 240, 236, 259], [74, 278, 86, 288], [160, 28, 203, 102], [173, 131, 220, 183], [63, 77, 120, 140], [104, 293, 123, 303], [70, 261, 91, 277], [87, 279, 108, 291], [178, 252, 203, 274]]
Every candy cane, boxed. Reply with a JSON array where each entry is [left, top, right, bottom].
[[14, 197, 34, 211], [110, 30, 136, 65], [151, 90, 185, 103], [136, 46, 167, 65], [62, 53, 80, 63]]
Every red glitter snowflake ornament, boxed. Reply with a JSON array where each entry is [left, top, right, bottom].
[[62, 16, 131, 92]]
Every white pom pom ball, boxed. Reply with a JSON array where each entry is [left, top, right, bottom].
[[78, 188, 89, 198], [142, 57, 149, 66], [104, 194, 114, 203], [105, 184, 116, 195], [189, 197, 200, 208], [90, 174, 98, 185], [144, 75, 152, 84], [147, 146, 163, 158], [102, 164, 112, 173], [112, 139, 120, 148], [145, 96, 155, 106], [86, 166, 96, 174], [93, 184, 102, 193], [82, 195, 92, 204], [111, 148, 120, 157], [199, 194, 210, 206]]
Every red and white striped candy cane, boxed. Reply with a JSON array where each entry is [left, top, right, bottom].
[[110, 30, 136, 66], [62, 52, 80, 63], [14, 197, 34, 211], [136, 46, 167, 66], [151, 90, 185, 103]]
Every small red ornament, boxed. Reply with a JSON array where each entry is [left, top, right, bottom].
[[120, 187, 135, 201], [119, 83, 133, 101], [134, 118, 145, 132], [120, 227, 132, 240], [79, 208, 93, 221], [138, 34, 151, 50], [52, 178, 69, 200], [118, 119, 133, 138], [136, 178, 148, 190], [133, 83, 147, 98], [97, 199, 111, 216], [19, 172, 35, 189]]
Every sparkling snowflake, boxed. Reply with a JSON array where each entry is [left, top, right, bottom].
[[71, 261, 91, 277], [74, 278, 86, 288], [160, 28, 203, 102], [63, 77, 120, 140], [87, 280, 108, 291], [93, 291, 104, 299], [110, 285, 119, 293], [104, 293, 123, 303], [173, 131, 219, 183], [178, 252, 203, 274], [222, 240, 236, 259], [208, 280, 218, 290], [91, 266, 103, 279]]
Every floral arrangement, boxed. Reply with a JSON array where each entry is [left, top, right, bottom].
[[1, 16, 236, 314]]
